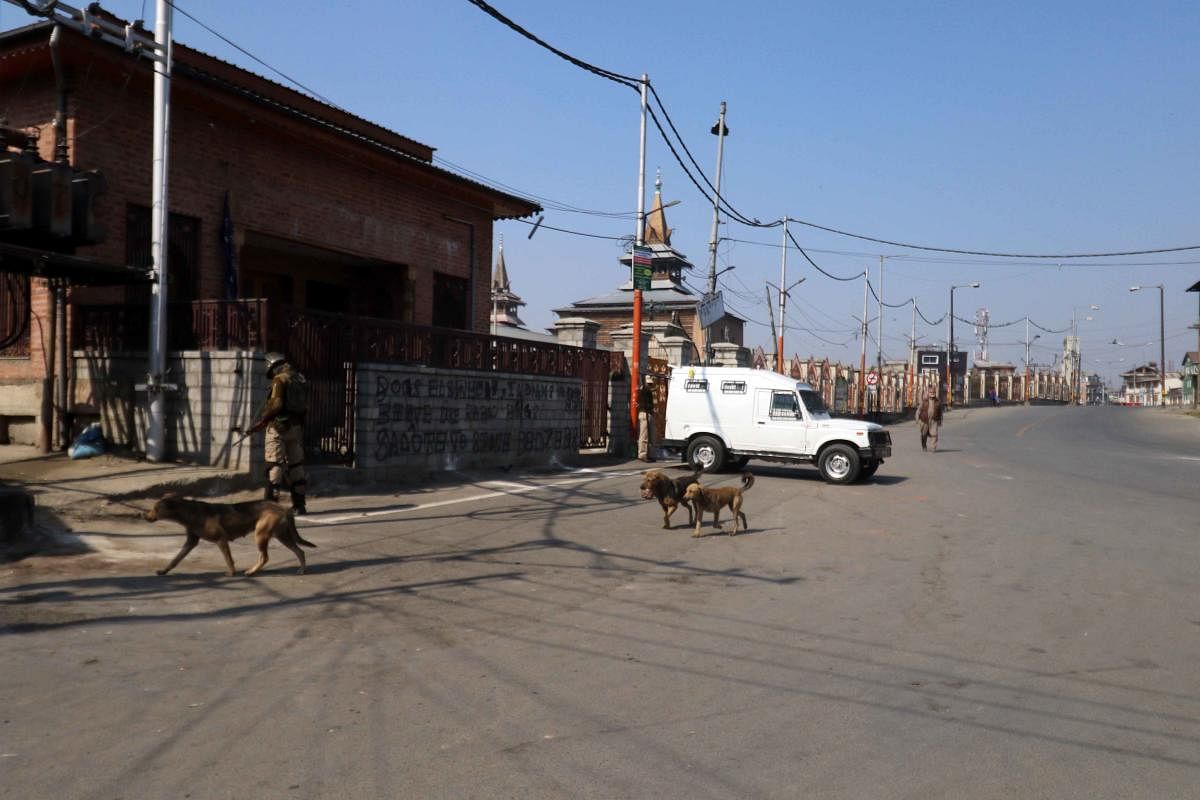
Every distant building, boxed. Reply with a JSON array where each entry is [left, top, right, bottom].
[[487, 238, 556, 344], [553, 174, 745, 364], [1119, 363, 1162, 406]]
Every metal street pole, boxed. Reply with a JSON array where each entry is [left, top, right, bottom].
[[908, 299, 917, 408], [703, 102, 728, 364], [947, 288, 954, 407], [146, 0, 173, 462], [1025, 318, 1031, 405], [876, 255, 884, 412], [777, 217, 788, 373], [1130, 284, 1166, 406], [629, 74, 648, 439], [859, 270, 869, 414], [947, 282, 979, 407], [1159, 285, 1166, 406]]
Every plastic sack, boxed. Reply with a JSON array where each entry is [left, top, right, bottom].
[[68, 422, 106, 460]]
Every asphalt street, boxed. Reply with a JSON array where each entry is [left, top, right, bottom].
[[2, 406, 1198, 799]]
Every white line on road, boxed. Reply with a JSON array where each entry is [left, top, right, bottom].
[[300, 468, 642, 526]]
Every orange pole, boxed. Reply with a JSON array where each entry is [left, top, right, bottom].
[[630, 288, 642, 437]]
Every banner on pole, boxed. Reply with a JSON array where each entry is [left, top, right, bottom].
[[632, 246, 653, 290]]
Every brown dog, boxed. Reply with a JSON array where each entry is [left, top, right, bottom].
[[683, 473, 754, 537], [639, 469, 699, 529], [145, 494, 317, 576]]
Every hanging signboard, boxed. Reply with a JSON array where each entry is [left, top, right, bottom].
[[697, 291, 725, 329], [632, 246, 653, 290]]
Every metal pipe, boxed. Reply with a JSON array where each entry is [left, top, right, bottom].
[[55, 282, 66, 449], [48, 24, 69, 164]]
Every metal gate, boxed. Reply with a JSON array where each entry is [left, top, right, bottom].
[[580, 349, 618, 450], [277, 307, 356, 464]]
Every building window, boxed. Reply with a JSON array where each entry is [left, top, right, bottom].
[[921, 354, 940, 366], [125, 204, 200, 303], [432, 272, 468, 329], [0, 272, 30, 358]]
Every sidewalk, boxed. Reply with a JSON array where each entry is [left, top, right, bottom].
[[0, 445, 256, 521]]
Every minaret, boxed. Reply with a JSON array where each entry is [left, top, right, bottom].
[[642, 169, 672, 246], [490, 235, 527, 331]]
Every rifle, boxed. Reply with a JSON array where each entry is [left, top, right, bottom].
[[231, 422, 265, 446]]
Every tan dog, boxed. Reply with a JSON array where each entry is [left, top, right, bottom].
[[682, 473, 754, 537], [145, 494, 316, 576], [639, 469, 699, 529]]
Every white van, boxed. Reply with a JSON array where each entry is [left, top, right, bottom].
[[659, 366, 892, 484]]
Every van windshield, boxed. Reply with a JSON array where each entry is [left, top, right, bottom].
[[798, 389, 829, 415]]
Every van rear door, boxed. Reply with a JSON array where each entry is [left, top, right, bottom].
[[751, 389, 807, 455]]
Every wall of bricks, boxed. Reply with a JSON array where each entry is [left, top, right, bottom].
[[356, 364, 582, 480], [73, 350, 264, 469]]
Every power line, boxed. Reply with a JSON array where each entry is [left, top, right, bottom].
[[165, 0, 342, 109]]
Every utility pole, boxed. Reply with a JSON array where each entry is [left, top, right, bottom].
[[777, 218, 788, 373], [908, 300, 917, 408], [875, 255, 884, 413], [703, 101, 728, 364], [1025, 318, 1032, 405], [629, 74, 648, 439], [765, 286, 777, 368], [859, 270, 869, 414], [145, 0, 174, 462]]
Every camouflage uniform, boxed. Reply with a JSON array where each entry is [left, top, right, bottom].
[[255, 355, 307, 513]]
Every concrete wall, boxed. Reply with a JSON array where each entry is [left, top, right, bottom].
[[356, 364, 582, 480], [72, 350, 263, 469]]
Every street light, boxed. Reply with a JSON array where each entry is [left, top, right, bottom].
[[947, 282, 980, 406], [1129, 285, 1166, 406], [1024, 329, 1041, 405], [1070, 304, 1100, 404]]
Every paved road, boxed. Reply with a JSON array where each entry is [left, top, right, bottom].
[[2, 407, 1198, 799]]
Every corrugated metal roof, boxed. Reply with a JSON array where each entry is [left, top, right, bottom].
[[0, 18, 541, 219]]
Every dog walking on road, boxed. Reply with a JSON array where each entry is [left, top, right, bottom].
[[146, 494, 317, 577]]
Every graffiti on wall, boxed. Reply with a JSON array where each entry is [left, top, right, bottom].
[[369, 373, 581, 462]]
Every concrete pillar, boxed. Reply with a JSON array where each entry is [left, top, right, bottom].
[[553, 317, 600, 350]]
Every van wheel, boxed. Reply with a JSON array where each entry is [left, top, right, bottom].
[[818, 444, 860, 484], [687, 435, 726, 473]]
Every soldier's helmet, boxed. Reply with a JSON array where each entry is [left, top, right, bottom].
[[264, 352, 288, 374]]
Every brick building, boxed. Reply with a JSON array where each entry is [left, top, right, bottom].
[[0, 14, 539, 446]]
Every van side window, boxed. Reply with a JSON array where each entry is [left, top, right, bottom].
[[770, 391, 800, 418]]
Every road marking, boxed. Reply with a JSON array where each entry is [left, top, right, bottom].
[[301, 468, 637, 526], [1015, 417, 1049, 438], [987, 474, 1014, 480]]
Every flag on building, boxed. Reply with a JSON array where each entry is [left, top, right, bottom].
[[220, 191, 238, 300]]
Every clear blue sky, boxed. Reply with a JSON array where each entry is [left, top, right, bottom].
[[7, 1, 1198, 384]]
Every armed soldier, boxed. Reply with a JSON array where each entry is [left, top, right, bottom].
[[247, 352, 308, 514]]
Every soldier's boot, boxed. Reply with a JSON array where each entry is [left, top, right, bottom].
[[290, 489, 307, 515]]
